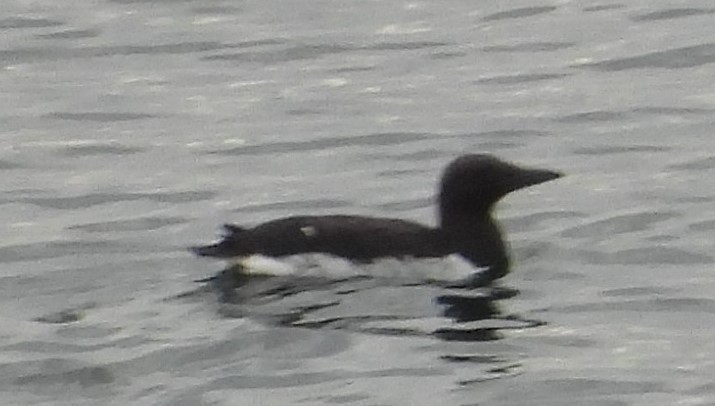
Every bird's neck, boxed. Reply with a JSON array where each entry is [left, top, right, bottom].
[[439, 210, 510, 281]]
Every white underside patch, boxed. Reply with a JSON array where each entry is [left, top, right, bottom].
[[228, 254, 486, 284]]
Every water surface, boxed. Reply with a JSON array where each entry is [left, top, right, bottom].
[[2, 1, 715, 405]]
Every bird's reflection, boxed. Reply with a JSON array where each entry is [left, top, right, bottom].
[[192, 264, 543, 342]]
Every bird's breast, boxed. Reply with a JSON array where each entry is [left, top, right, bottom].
[[228, 253, 486, 285]]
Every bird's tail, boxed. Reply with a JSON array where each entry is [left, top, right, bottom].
[[190, 223, 246, 258], [190, 243, 229, 257]]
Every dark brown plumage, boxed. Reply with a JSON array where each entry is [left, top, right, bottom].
[[192, 154, 561, 281]]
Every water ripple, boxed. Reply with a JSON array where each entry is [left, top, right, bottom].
[[583, 4, 625, 13], [557, 297, 715, 313], [46, 112, 157, 122], [57, 143, 145, 156], [575, 43, 715, 70], [481, 42, 574, 53], [572, 145, 669, 155], [557, 111, 628, 123], [476, 73, 570, 85], [211, 132, 432, 155], [492, 378, 663, 401], [363, 41, 449, 51], [0, 239, 171, 263], [556, 107, 712, 123], [35, 29, 100, 40], [233, 199, 352, 213], [0, 41, 253, 64], [24, 191, 217, 209], [0, 160, 23, 170], [203, 44, 351, 64], [0, 17, 63, 29], [580, 247, 712, 265], [69, 216, 189, 233], [600, 286, 673, 298], [669, 157, 715, 171], [203, 41, 451, 64], [453, 130, 548, 139], [374, 197, 433, 212], [482, 6, 558, 22], [632, 106, 712, 115], [14, 363, 114, 388], [689, 219, 715, 232], [505, 211, 584, 230], [191, 5, 242, 14], [108, 0, 199, 3], [631, 8, 715, 22], [561, 212, 677, 238]]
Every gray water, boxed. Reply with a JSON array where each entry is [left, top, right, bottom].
[[2, 0, 715, 405]]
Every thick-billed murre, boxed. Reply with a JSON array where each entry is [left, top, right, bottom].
[[191, 154, 561, 282]]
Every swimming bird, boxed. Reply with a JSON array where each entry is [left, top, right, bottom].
[[191, 154, 561, 283]]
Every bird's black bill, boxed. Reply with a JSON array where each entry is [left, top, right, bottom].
[[508, 168, 562, 193]]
